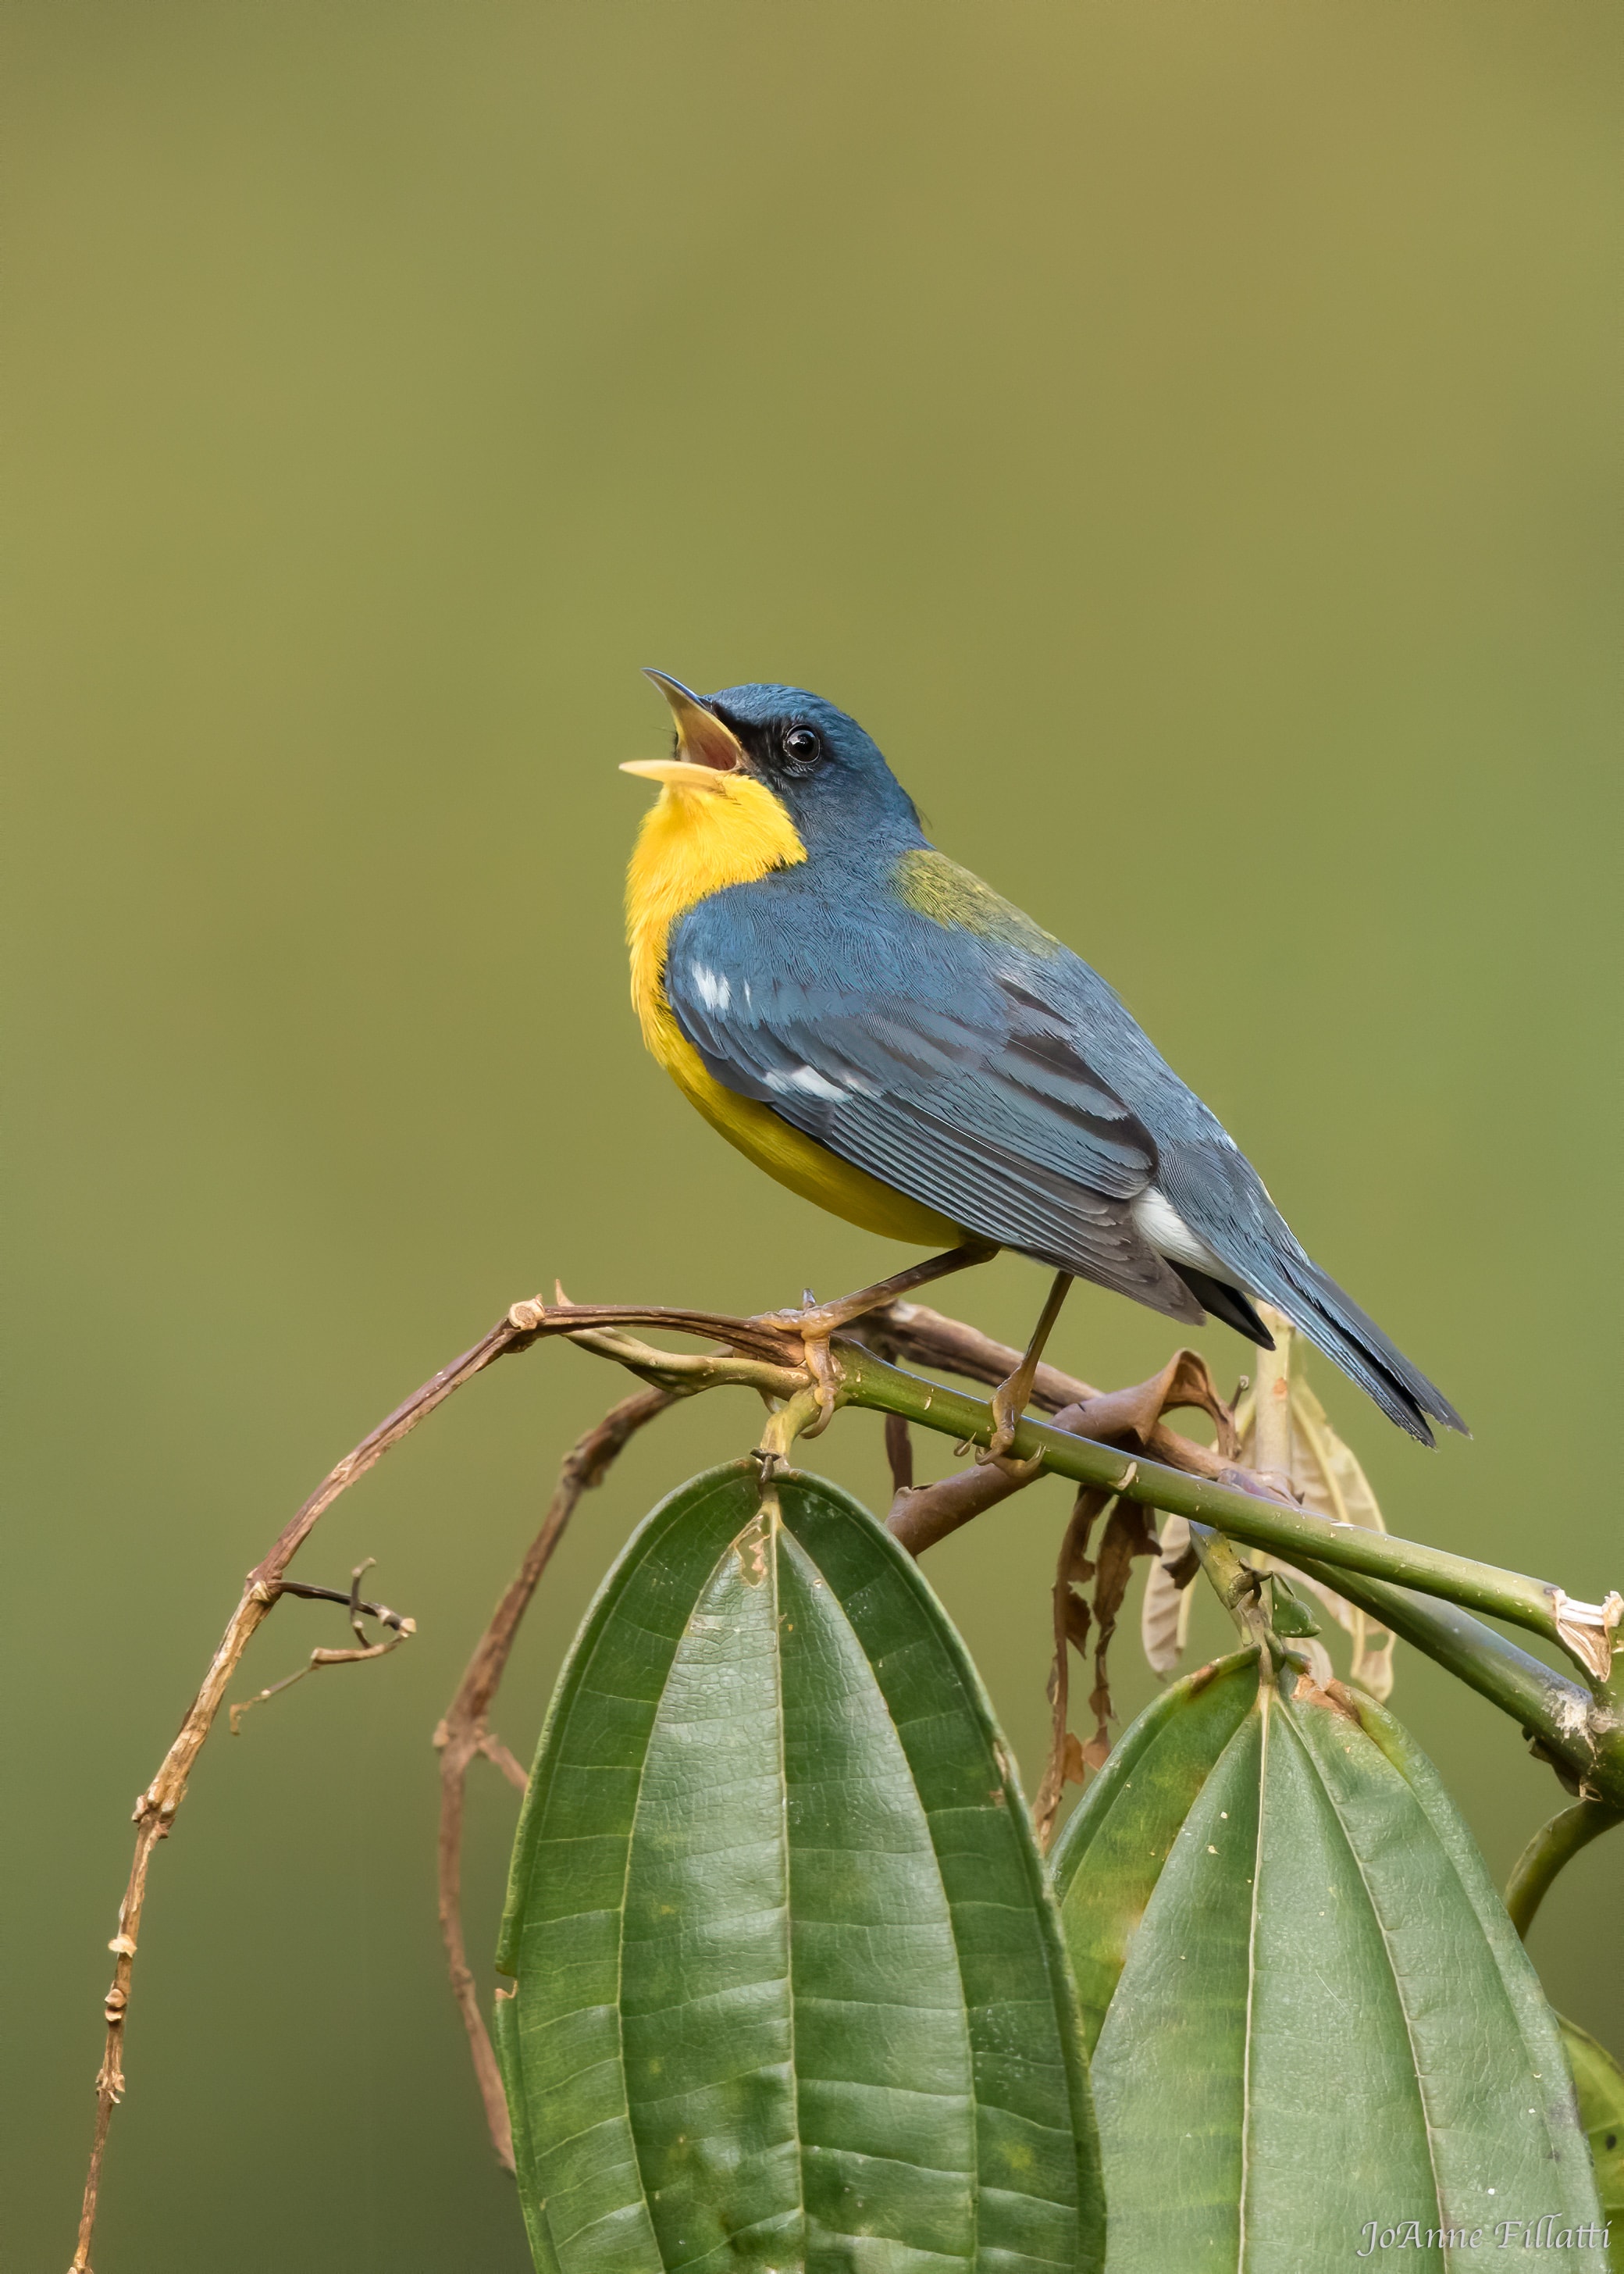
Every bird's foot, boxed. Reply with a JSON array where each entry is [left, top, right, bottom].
[[984, 1372, 1025, 1463], [750, 1241, 1001, 1438], [974, 1374, 1045, 1479], [748, 1293, 847, 1436], [798, 1329, 842, 1438], [976, 1268, 1074, 1468]]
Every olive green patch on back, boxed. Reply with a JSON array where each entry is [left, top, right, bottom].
[[894, 847, 1062, 955]]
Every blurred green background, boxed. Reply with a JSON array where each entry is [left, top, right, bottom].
[[5, 2, 1620, 2265]]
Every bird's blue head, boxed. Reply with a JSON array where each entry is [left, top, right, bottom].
[[631, 672, 925, 855]]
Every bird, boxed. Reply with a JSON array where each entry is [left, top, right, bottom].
[[621, 670, 1465, 1450]]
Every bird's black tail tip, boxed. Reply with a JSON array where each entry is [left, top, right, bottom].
[[1170, 1264, 1276, 1349], [1273, 1257, 1469, 1448]]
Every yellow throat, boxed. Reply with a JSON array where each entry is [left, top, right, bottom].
[[623, 773, 960, 1246], [625, 772, 807, 1049]]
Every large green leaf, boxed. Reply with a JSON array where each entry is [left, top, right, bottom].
[[1049, 1648, 1261, 2056], [497, 1460, 1102, 2274], [1561, 2016, 1624, 2225], [1051, 1656, 1606, 2271]]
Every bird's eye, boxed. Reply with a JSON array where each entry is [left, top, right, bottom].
[[781, 726, 821, 772]]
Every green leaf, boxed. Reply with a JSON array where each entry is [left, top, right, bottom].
[[498, 1460, 1102, 2274], [1051, 1657, 1606, 2270], [1561, 2016, 1624, 2222], [1049, 1648, 1261, 2055], [1263, 1575, 1319, 1639]]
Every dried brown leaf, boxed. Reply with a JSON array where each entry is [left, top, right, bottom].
[[1084, 1498, 1162, 1763], [1031, 1488, 1109, 1852], [1235, 1374, 1396, 1699], [1062, 1588, 1094, 1654], [1037, 1351, 1243, 1836], [1294, 1637, 1337, 1690], [1141, 1513, 1197, 1676]]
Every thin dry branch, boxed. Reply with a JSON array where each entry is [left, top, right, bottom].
[[433, 1385, 676, 2170], [69, 1298, 807, 2272], [1082, 1494, 1163, 1763], [885, 1455, 1044, 1550], [883, 1411, 914, 1495], [230, 1563, 417, 1733], [67, 1319, 530, 2272], [860, 1300, 1104, 1410]]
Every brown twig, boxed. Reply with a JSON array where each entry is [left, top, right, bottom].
[[433, 1385, 676, 2170], [229, 1562, 417, 1733], [66, 1318, 542, 2273], [272, 1572, 415, 1629], [883, 1410, 914, 1495], [861, 1299, 1104, 1410], [508, 1298, 805, 1367], [885, 1455, 1045, 1552]]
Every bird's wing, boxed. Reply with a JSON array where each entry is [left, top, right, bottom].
[[665, 885, 1204, 1322]]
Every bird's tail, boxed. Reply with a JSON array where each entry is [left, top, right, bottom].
[[1240, 1249, 1468, 1448]]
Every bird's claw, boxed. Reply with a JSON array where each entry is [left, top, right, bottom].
[[751, 1239, 1006, 1442], [796, 1329, 841, 1438], [975, 1374, 1044, 1479], [983, 1375, 1023, 1462], [746, 1300, 845, 1436], [975, 1268, 1071, 1470]]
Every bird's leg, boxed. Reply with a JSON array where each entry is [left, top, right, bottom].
[[983, 1271, 1074, 1461], [753, 1239, 1000, 1433]]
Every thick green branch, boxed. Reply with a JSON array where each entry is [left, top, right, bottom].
[[832, 1343, 1620, 1683], [1287, 1554, 1624, 1807], [531, 1307, 1619, 1695], [1290, 1553, 1588, 1730]]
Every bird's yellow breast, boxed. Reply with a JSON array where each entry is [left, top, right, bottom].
[[625, 778, 960, 1246]]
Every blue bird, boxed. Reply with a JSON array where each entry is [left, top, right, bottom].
[[622, 672, 1465, 1449]]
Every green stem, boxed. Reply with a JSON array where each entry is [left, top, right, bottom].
[[1189, 1524, 1275, 1656], [1290, 1553, 1586, 1728], [1287, 1553, 1624, 1805], [837, 1344, 1612, 1680], [1504, 1801, 1624, 1941]]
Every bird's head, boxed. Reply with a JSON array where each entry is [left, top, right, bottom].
[[621, 672, 924, 854]]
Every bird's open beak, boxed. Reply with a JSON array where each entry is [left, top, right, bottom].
[[620, 669, 747, 789]]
